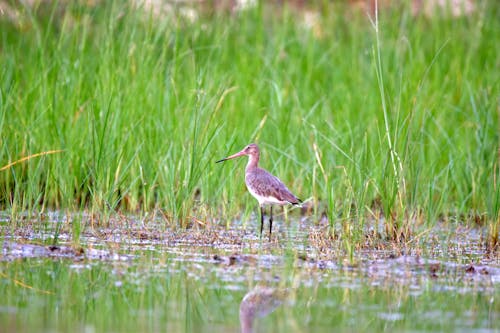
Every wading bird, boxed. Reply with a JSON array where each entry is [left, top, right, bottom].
[[216, 143, 301, 240]]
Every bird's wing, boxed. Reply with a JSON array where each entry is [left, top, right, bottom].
[[247, 168, 300, 204]]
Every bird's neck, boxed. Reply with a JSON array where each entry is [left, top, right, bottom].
[[246, 154, 259, 172]]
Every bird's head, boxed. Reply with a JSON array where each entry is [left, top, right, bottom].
[[216, 143, 260, 163]]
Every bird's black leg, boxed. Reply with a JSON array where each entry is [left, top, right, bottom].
[[268, 205, 273, 241], [260, 205, 264, 237]]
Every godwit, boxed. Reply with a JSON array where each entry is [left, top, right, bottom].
[[216, 143, 301, 239]]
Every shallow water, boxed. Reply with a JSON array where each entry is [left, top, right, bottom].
[[0, 212, 498, 332]]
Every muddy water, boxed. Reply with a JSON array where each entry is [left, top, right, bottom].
[[0, 211, 498, 332]]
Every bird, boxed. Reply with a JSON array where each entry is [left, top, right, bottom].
[[216, 143, 301, 240]]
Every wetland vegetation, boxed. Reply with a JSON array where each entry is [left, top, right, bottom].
[[0, 0, 498, 332]]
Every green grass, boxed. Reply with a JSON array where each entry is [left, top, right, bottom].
[[0, 1, 498, 246]]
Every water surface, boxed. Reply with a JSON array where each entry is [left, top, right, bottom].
[[0, 212, 498, 332]]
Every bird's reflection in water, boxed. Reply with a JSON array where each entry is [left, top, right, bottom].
[[239, 286, 288, 333]]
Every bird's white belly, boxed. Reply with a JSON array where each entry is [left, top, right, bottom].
[[247, 185, 285, 205]]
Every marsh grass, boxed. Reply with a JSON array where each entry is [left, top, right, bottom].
[[0, 1, 498, 247]]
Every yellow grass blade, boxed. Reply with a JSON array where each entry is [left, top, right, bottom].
[[0, 150, 64, 172]]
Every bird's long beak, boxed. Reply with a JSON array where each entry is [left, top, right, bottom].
[[216, 150, 247, 163]]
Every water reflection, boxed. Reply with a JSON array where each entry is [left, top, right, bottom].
[[239, 286, 288, 333]]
